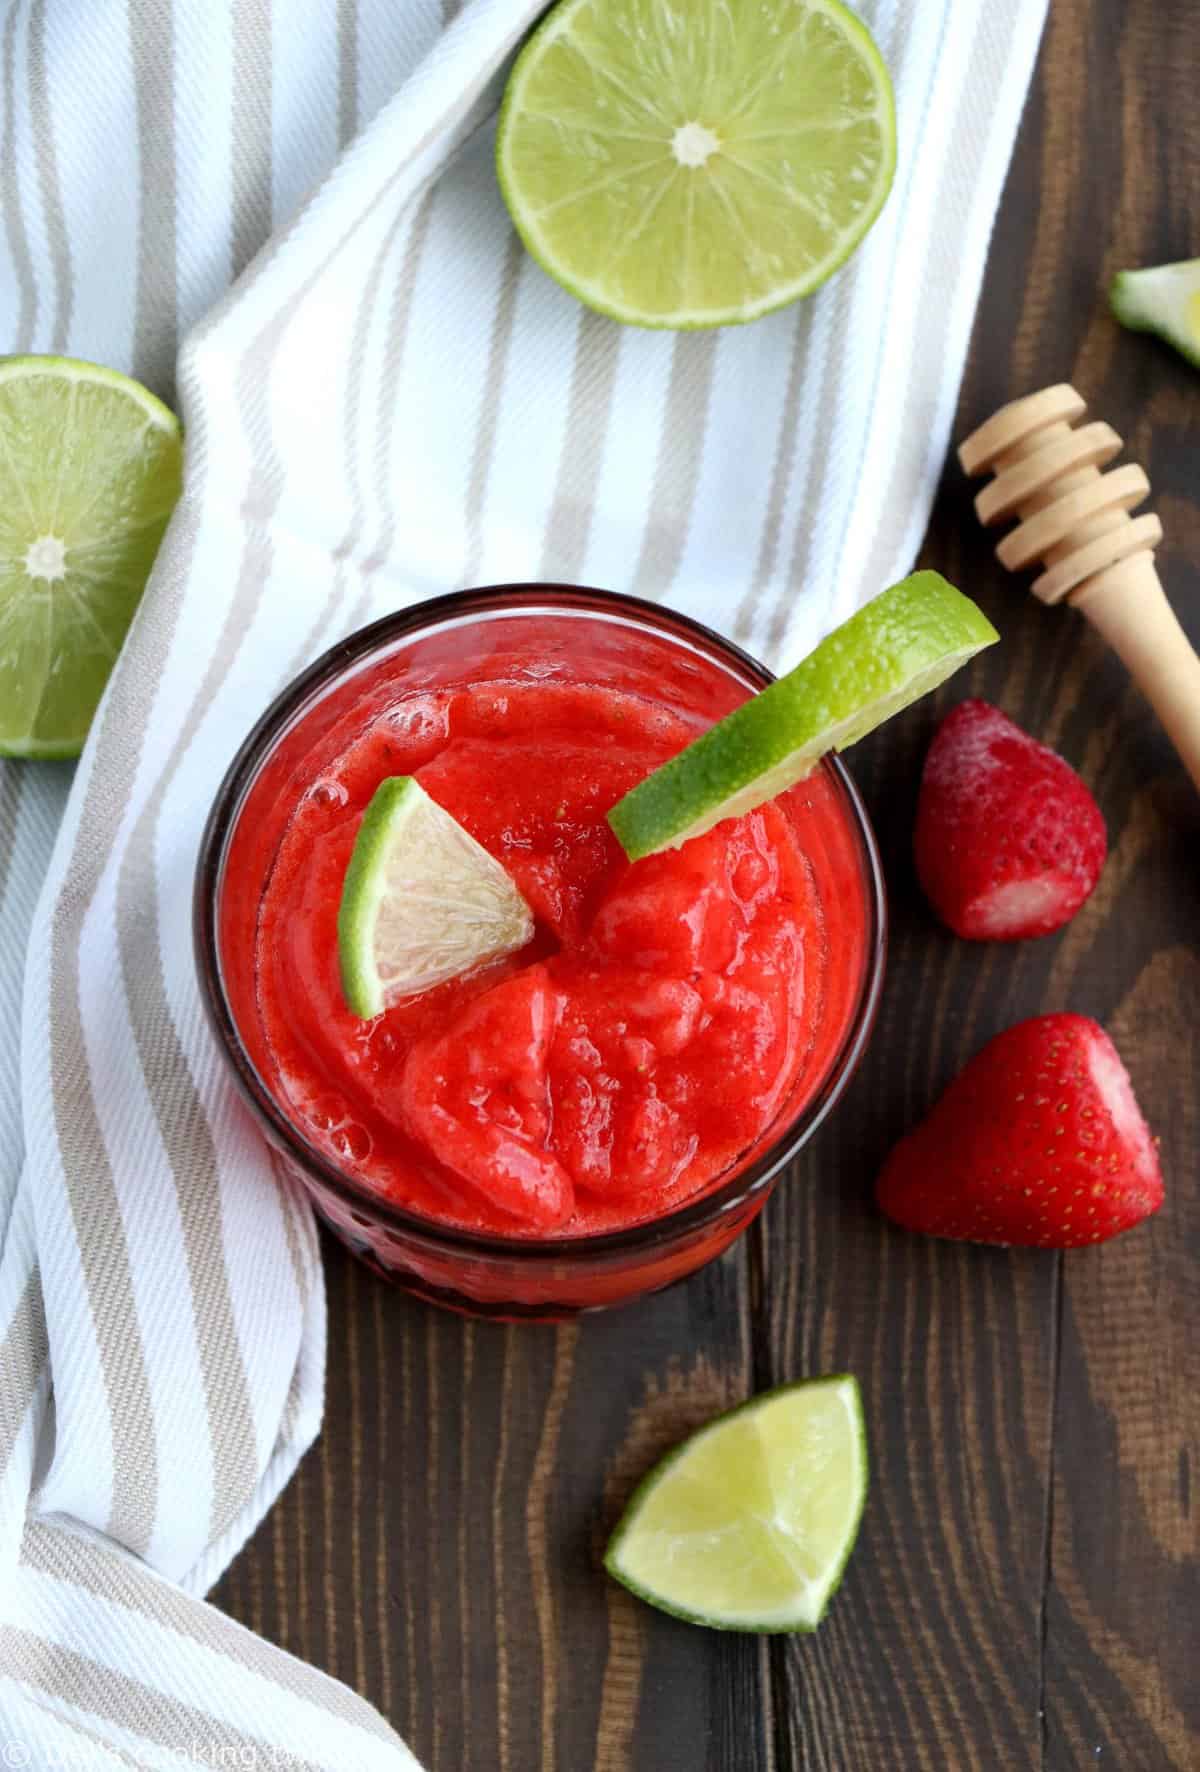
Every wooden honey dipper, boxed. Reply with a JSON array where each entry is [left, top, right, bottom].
[[959, 384, 1200, 794]]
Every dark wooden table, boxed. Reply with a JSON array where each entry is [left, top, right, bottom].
[[214, 6, 1199, 1765]]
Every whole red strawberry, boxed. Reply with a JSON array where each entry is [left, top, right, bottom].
[[914, 700, 1106, 939], [877, 1014, 1163, 1248]]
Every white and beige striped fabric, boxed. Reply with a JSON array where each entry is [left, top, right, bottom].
[[0, 0, 1046, 1763]]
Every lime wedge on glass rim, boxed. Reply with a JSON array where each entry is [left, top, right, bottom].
[[606, 1376, 868, 1632], [0, 355, 183, 758], [496, 0, 896, 329], [338, 776, 534, 1019], [608, 571, 998, 860], [1109, 258, 1200, 370]]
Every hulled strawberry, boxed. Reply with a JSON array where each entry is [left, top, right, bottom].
[[914, 700, 1106, 940]]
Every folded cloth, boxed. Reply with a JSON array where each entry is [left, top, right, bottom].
[[0, 0, 1046, 1762]]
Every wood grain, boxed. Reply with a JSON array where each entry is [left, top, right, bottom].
[[213, 3, 1199, 1765]]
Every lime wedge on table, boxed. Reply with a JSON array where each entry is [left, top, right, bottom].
[[338, 777, 534, 1019], [606, 1376, 867, 1631], [0, 355, 182, 758], [608, 571, 998, 860], [496, 0, 896, 328], [1110, 259, 1200, 370]]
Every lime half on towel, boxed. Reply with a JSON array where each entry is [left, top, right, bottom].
[[0, 355, 182, 758], [608, 571, 998, 860], [606, 1376, 868, 1632], [496, 0, 896, 328]]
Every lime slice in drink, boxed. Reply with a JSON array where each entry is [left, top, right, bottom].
[[0, 355, 183, 758], [608, 571, 997, 860], [337, 776, 535, 1019], [496, 0, 896, 328], [606, 1376, 867, 1631], [1110, 259, 1200, 370]]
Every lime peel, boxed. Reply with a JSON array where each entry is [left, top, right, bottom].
[[608, 571, 999, 860], [605, 1375, 868, 1632], [337, 776, 534, 1019]]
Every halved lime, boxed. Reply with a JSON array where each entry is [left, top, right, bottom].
[[608, 571, 998, 859], [1110, 259, 1200, 370], [338, 777, 534, 1019], [0, 355, 183, 758], [496, 0, 896, 329], [606, 1376, 867, 1631]]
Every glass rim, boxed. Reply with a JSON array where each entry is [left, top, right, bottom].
[[193, 583, 887, 1263]]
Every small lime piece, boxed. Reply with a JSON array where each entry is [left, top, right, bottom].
[[1110, 259, 1200, 370], [608, 570, 998, 860], [496, 0, 896, 329], [605, 1375, 867, 1632], [0, 354, 183, 758], [337, 777, 534, 1019]]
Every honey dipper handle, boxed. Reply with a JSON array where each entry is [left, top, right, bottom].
[[1074, 557, 1200, 795]]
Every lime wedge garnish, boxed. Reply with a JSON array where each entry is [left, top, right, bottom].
[[0, 355, 183, 758], [1110, 259, 1200, 370], [337, 777, 534, 1019], [495, 0, 896, 329], [606, 1376, 867, 1631], [608, 571, 998, 860]]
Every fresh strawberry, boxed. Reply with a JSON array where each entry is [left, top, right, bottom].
[[914, 700, 1106, 940], [876, 1014, 1163, 1248]]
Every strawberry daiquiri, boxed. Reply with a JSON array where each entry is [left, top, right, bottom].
[[202, 592, 883, 1313], [263, 685, 821, 1237]]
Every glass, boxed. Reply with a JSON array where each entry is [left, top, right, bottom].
[[195, 587, 886, 1318]]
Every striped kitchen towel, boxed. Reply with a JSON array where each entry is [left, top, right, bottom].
[[0, 0, 1047, 1764]]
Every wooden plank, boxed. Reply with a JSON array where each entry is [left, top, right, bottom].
[[755, 7, 1068, 1756], [214, 1233, 773, 1771], [760, 0, 1200, 1759], [754, 663, 1059, 1769], [1039, 445, 1200, 1763], [1001, 0, 1200, 1764]]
